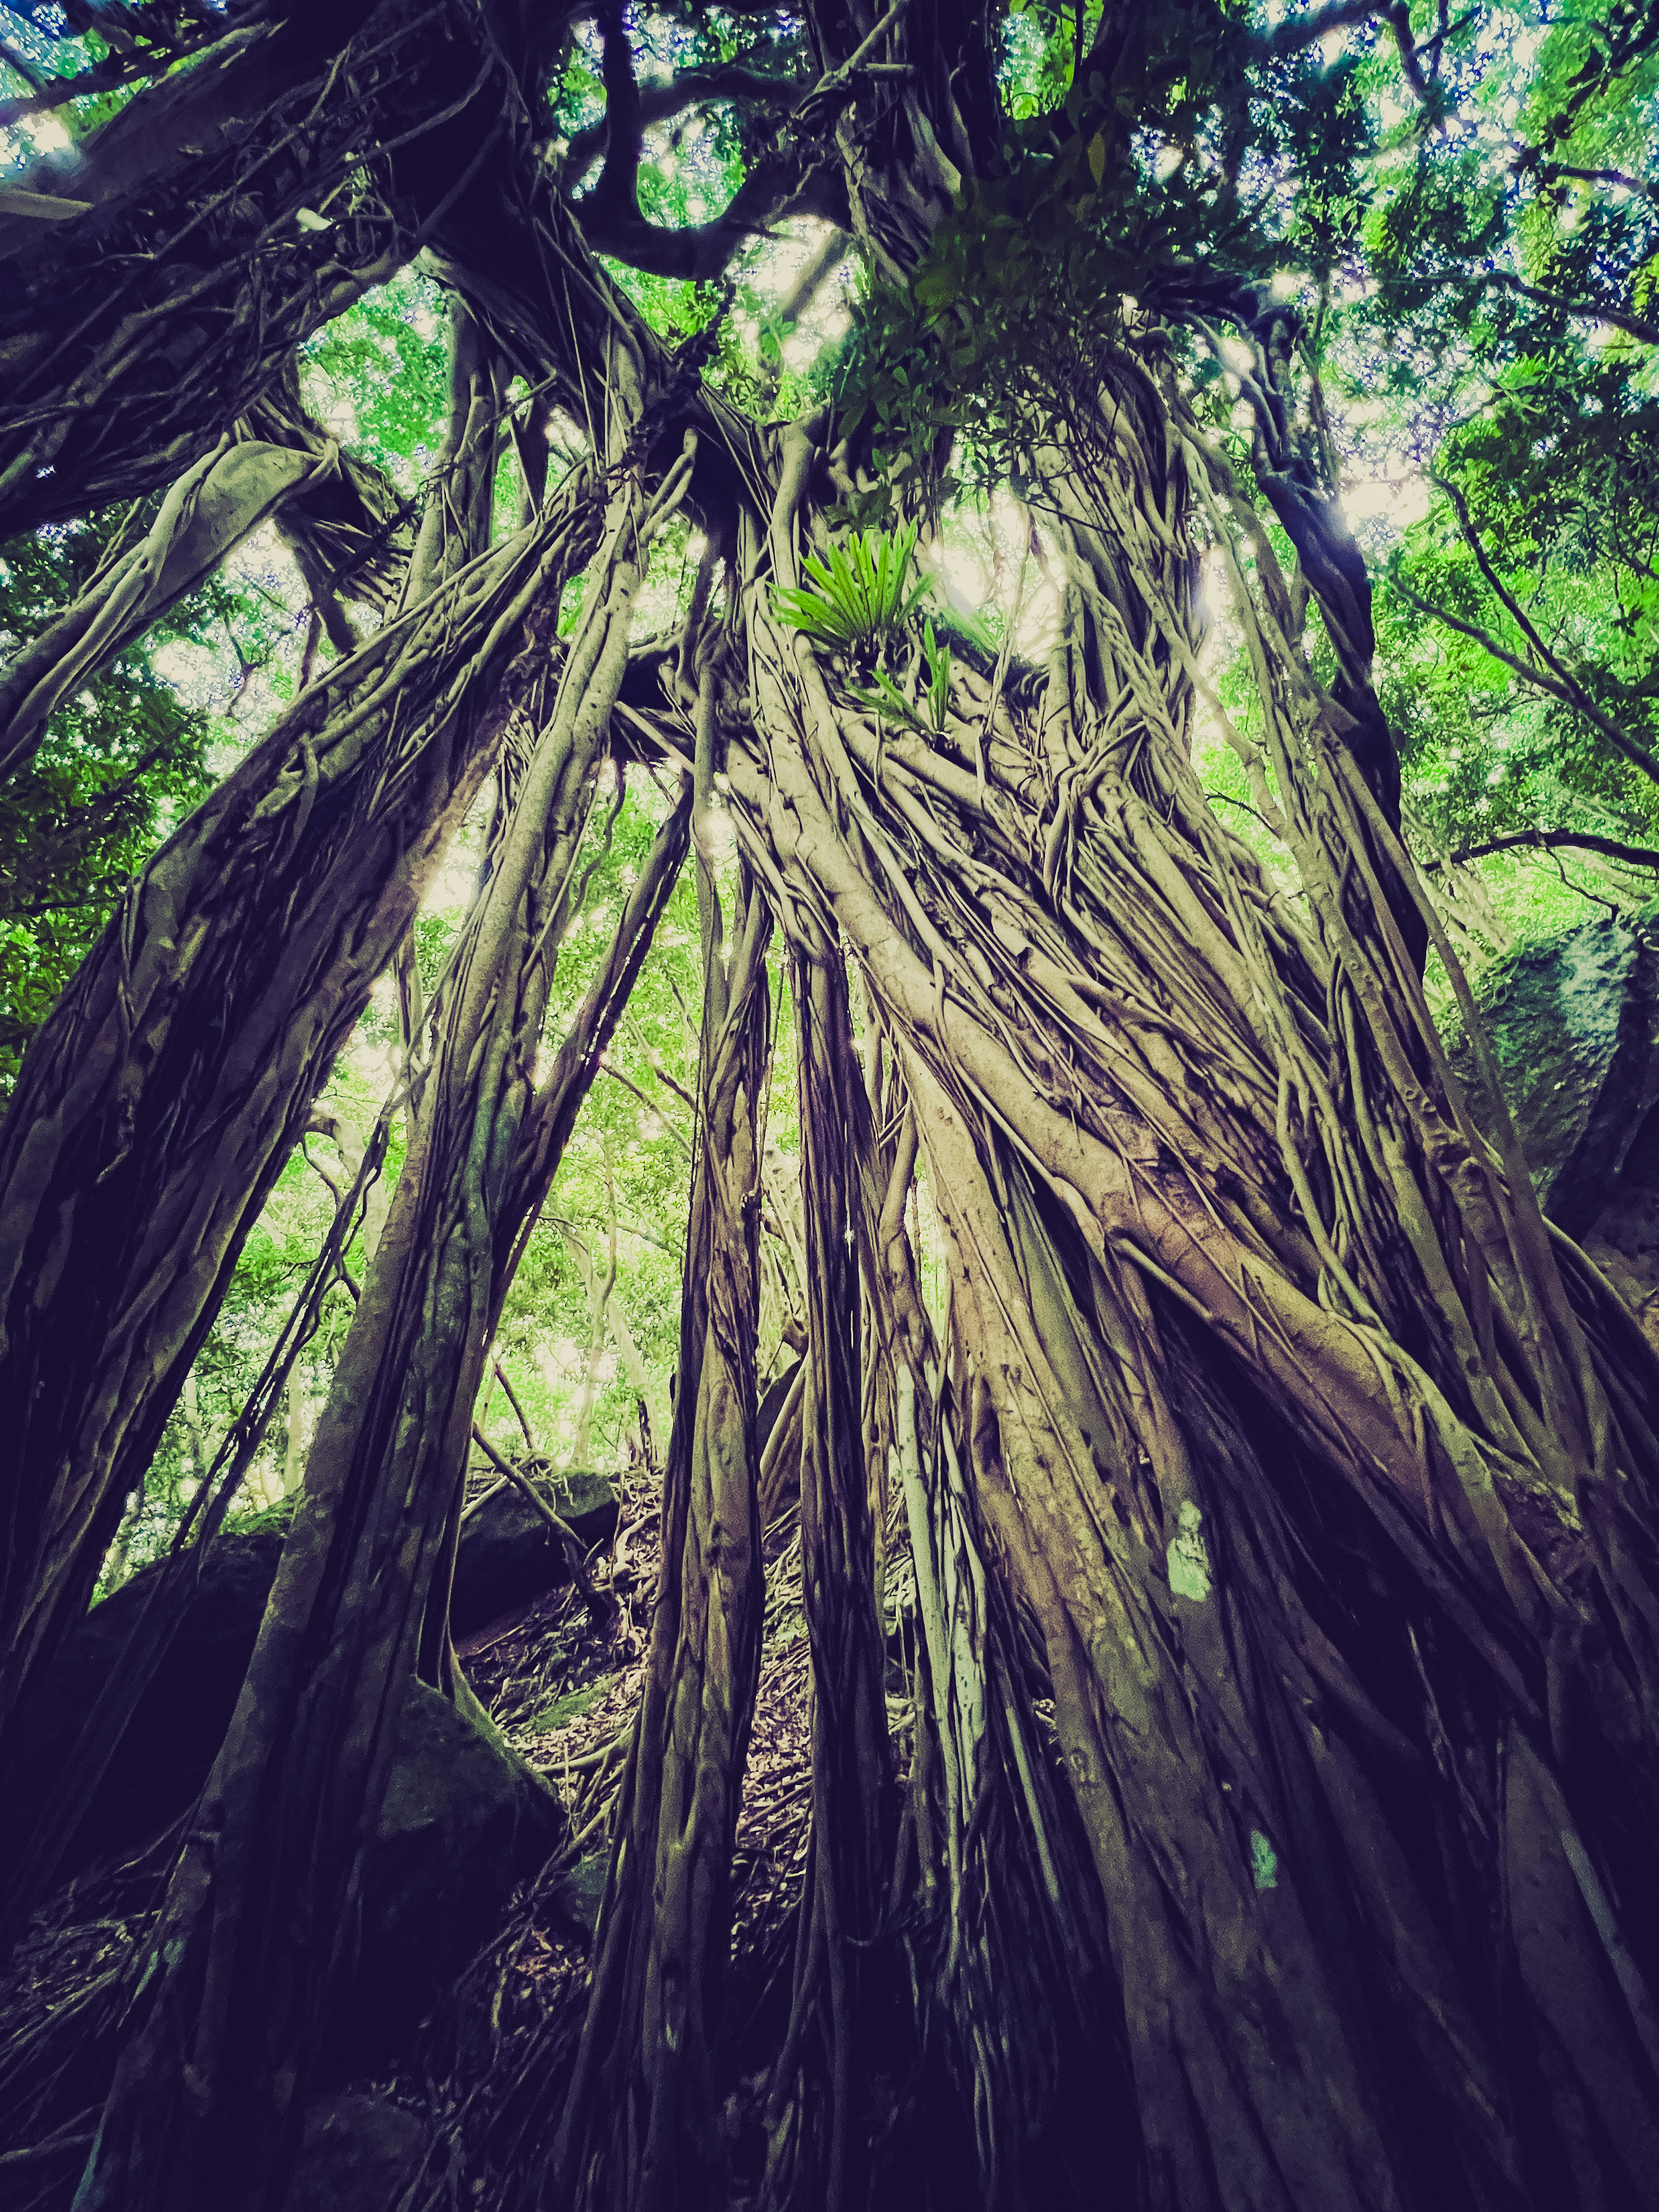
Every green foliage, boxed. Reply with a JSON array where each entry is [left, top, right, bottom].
[[772, 523, 930, 645], [853, 619, 958, 736], [829, 55, 1281, 517], [1270, 51, 1376, 278], [1323, 0, 1659, 927], [299, 268, 451, 491], [0, 511, 216, 1099]]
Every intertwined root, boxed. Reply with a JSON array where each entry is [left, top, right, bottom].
[[614, 346, 1659, 2205]]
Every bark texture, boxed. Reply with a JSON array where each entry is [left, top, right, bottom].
[[0, 315, 596, 1760], [74, 421, 690, 2211], [555, 741, 772, 2212]]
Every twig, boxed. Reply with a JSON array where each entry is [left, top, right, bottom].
[[494, 1359, 537, 1454]]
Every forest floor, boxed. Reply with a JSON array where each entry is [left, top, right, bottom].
[[386, 1472, 827, 2206], [0, 1466, 911, 2209]]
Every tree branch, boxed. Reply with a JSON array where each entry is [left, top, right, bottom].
[[1534, 162, 1658, 203], [1426, 827, 1659, 873], [773, 226, 850, 328], [0, 38, 49, 92], [559, 62, 802, 195], [1430, 469, 1571, 685], [1432, 465, 1659, 773], [1243, 1, 1386, 63], [1386, 570, 1659, 789], [0, 20, 222, 127], [1485, 267, 1659, 350], [573, 2, 845, 280]]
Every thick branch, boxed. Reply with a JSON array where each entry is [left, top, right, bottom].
[[1484, 267, 1659, 349], [577, 8, 837, 280], [559, 60, 802, 194]]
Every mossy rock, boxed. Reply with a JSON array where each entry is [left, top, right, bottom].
[[289, 2093, 429, 2210], [1445, 907, 1659, 1237], [324, 1680, 565, 2077], [0, 1525, 289, 1877], [450, 1467, 618, 1639], [1, 1557, 566, 2081]]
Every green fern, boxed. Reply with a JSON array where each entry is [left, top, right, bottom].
[[772, 522, 931, 645], [852, 620, 955, 736]]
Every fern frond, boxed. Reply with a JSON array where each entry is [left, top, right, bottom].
[[772, 522, 930, 644]]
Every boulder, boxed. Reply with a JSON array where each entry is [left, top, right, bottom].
[[324, 1680, 565, 2078], [1450, 908, 1659, 1347], [1447, 910, 1659, 1236], [0, 1523, 287, 1878], [2, 1470, 617, 1883], [289, 2093, 429, 2212], [2, 1569, 566, 2078], [449, 1468, 617, 1639]]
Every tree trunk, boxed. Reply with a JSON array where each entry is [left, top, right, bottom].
[[0, 311, 595, 1762], [861, 1020, 1113, 2212], [555, 706, 773, 2212], [672, 339, 1659, 2205], [566, 1187, 621, 1475], [75, 413, 692, 2210]]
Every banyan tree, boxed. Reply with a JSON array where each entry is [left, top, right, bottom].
[[2, 1, 1659, 2209]]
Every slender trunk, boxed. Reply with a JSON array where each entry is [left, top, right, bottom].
[[608, 1292, 658, 1462], [567, 1191, 621, 1473], [280, 1368, 309, 1504], [99, 1487, 146, 1597], [761, 936, 894, 2212], [181, 1367, 208, 1503], [555, 768, 772, 2212], [309, 1106, 391, 1265]]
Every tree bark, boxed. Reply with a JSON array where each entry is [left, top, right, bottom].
[[0, 313, 594, 1764], [74, 426, 691, 2210], [555, 731, 772, 2212]]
